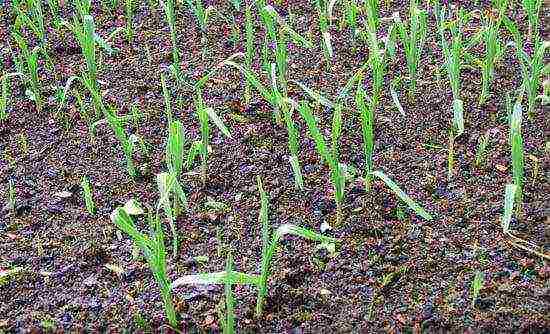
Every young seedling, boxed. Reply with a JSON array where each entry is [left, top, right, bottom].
[[221, 252, 236, 334], [110, 203, 178, 328], [522, 0, 542, 42], [162, 0, 183, 82], [503, 16, 549, 118], [47, 0, 61, 29], [342, 0, 359, 46], [470, 271, 484, 307], [315, 0, 333, 64], [509, 102, 524, 205], [185, 0, 213, 32], [171, 258, 259, 329], [255, 176, 338, 317], [394, 0, 427, 97], [8, 179, 16, 213], [194, 90, 232, 184], [1, 74, 12, 121], [13, 0, 45, 45], [372, 170, 433, 221], [356, 81, 374, 191], [63, 15, 98, 91], [475, 133, 490, 167], [298, 101, 345, 225], [165, 120, 189, 217], [81, 176, 95, 214], [104, 106, 138, 177], [125, 0, 135, 43], [478, 7, 504, 105]]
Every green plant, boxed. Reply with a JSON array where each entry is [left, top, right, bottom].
[[125, 0, 135, 43], [12, 30, 43, 110], [162, 0, 182, 82], [522, 0, 542, 41], [64, 15, 98, 91], [372, 170, 433, 220], [104, 106, 137, 177], [185, 0, 213, 32], [0, 74, 11, 121], [478, 9, 504, 105], [81, 176, 95, 214], [470, 271, 484, 307], [47, 0, 61, 29], [298, 101, 345, 225], [394, 0, 427, 97], [475, 133, 490, 167], [165, 120, 189, 217], [13, 0, 45, 44], [255, 176, 338, 316], [365, 0, 379, 30], [503, 16, 549, 118], [509, 102, 524, 205], [194, 90, 232, 184], [436, 4, 465, 102], [315, 0, 333, 64], [355, 80, 374, 191], [221, 252, 236, 334], [110, 203, 178, 328], [342, 0, 359, 43], [8, 179, 16, 213]]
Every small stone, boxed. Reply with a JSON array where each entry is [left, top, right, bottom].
[[320, 221, 331, 233], [495, 164, 507, 172], [54, 191, 73, 199]]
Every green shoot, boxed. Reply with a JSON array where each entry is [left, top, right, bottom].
[[372, 170, 433, 221], [436, 4, 465, 102], [47, 0, 61, 29], [162, 0, 182, 81], [64, 15, 98, 91], [478, 9, 503, 105], [342, 0, 359, 45], [165, 120, 189, 216], [365, 0, 379, 31], [447, 130, 455, 181], [125, 0, 135, 43], [222, 252, 236, 334], [298, 101, 345, 225], [156, 172, 182, 258], [81, 176, 95, 214], [8, 179, 16, 213], [394, 0, 427, 97], [522, 0, 542, 42], [475, 134, 490, 167], [110, 203, 178, 328], [1, 75, 11, 121], [185, 0, 213, 32], [509, 102, 524, 205], [356, 80, 374, 191], [104, 106, 137, 177], [471, 271, 484, 307], [194, 90, 232, 184], [229, 0, 241, 11], [315, 0, 333, 64], [501, 184, 516, 235], [255, 176, 338, 317], [503, 16, 549, 118]]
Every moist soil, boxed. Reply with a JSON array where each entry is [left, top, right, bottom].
[[1, 0, 549, 332]]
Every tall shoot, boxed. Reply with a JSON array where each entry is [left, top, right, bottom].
[[111, 204, 178, 328], [298, 101, 345, 225], [509, 102, 524, 206], [356, 81, 374, 192], [394, 0, 427, 97]]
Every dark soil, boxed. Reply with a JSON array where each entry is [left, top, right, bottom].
[[1, 0, 549, 332]]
